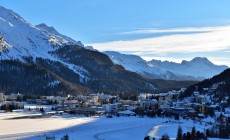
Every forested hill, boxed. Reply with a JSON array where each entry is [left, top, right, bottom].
[[184, 68, 230, 97]]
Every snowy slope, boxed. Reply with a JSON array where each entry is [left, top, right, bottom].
[[35, 23, 84, 47], [150, 57, 228, 79], [0, 6, 89, 83], [0, 6, 52, 60], [35, 23, 96, 50]]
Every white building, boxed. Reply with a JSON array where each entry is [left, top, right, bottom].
[[0, 93, 4, 102], [90, 93, 114, 102], [103, 103, 121, 112], [46, 96, 65, 104], [0, 101, 24, 110], [140, 99, 157, 109], [138, 93, 147, 101], [138, 93, 154, 101], [5, 93, 24, 101]]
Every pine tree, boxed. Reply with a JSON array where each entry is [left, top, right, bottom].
[[62, 134, 69, 140], [161, 134, 169, 140], [186, 132, 191, 140], [182, 133, 186, 140], [176, 126, 183, 140], [191, 126, 196, 140], [196, 131, 201, 139], [144, 136, 150, 140], [206, 129, 210, 137]]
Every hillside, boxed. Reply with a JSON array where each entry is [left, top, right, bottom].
[[184, 68, 230, 98]]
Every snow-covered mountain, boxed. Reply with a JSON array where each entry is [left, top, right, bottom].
[[104, 51, 228, 81], [35, 23, 84, 47], [0, 6, 86, 60], [0, 7, 61, 59], [0, 6, 195, 95], [0, 6, 92, 82], [150, 57, 228, 79], [104, 51, 186, 80]]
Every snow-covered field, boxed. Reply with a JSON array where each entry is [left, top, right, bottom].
[[0, 111, 211, 140], [0, 112, 163, 140], [0, 113, 96, 140], [147, 121, 206, 139], [21, 116, 159, 140]]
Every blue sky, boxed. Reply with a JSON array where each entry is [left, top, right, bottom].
[[1, 0, 230, 66]]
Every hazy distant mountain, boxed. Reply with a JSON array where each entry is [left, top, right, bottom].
[[104, 51, 228, 81], [0, 6, 194, 95], [150, 57, 228, 79], [104, 51, 188, 80]]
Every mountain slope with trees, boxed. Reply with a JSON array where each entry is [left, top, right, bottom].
[[184, 68, 230, 97]]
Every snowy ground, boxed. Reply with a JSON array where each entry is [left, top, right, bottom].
[[23, 116, 162, 140], [0, 110, 213, 140], [0, 112, 166, 140], [0, 113, 95, 140], [147, 120, 207, 139]]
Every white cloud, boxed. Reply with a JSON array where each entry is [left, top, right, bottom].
[[208, 57, 230, 67], [89, 25, 230, 66], [118, 26, 223, 35], [90, 25, 230, 54]]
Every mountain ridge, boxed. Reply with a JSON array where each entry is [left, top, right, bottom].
[[149, 57, 228, 79], [104, 51, 228, 81]]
